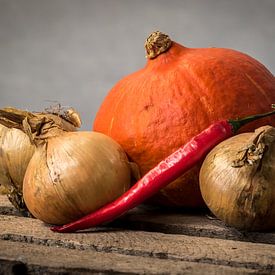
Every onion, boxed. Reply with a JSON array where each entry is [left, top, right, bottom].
[[199, 125, 275, 231], [0, 124, 35, 212], [23, 131, 132, 225], [0, 107, 132, 225]]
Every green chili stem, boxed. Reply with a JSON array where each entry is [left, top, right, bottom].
[[229, 108, 275, 133]]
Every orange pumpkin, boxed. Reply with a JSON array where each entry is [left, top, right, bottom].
[[93, 31, 275, 208]]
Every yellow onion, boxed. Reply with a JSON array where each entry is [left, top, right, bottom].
[[199, 125, 275, 231], [0, 107, 132, 225], [23, 131, 131, 225], [0, 124, 35, 212]]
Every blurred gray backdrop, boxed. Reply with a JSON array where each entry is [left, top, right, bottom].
[[0, 0, 274, 130]]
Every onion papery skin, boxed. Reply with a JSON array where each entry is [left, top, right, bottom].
[[199, 127, 275, 231], [23, 131, 131, 225], [0, 125, 35, 211]]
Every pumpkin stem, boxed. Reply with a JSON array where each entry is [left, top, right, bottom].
[[145, 31, 172, 59]]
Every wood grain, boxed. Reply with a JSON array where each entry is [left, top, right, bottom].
[[0, 240, 261, 275], [0, 195, 274, 274], [112, 206, 275, 244], [1, 195, 274, 244], [0, 214, 274, 272]]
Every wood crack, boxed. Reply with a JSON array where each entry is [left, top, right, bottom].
[[0, 233, 273, 273]]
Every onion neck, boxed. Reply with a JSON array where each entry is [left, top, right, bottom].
[[0, 107, 78, 146], [232, 125, 274, 168], [145, 31, 172, 59]]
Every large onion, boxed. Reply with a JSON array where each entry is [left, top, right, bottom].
[[199, 125, 275, 231], [23, 131, 132, 225]]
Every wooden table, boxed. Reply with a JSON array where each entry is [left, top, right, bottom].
[[0, 195, 274, 274]]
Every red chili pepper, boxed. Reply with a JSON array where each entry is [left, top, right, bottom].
[[51, 109, 275, 233]]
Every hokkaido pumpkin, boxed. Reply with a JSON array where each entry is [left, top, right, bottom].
[[93, 31, 275, 208]]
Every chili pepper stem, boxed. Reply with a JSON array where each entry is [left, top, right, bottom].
[[229, 109, 275, 133]]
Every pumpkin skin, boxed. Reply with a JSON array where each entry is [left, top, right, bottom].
[[93, 31, 275, 208]]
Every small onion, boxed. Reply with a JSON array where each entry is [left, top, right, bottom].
[[199, 125, 275, 231], [0, 124, 35, 211]]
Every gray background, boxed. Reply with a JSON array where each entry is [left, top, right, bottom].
[[1, 0, 274, 130]]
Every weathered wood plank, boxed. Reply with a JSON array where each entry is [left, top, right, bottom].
[[1, 195, 274, 245], [0, 195, 19, 216], [112, 206, 275, 245], [0, 214, 274, 273], [0, 240, 261, 275]]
